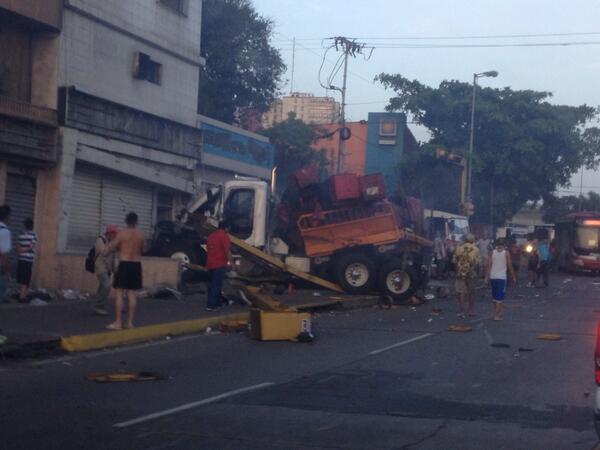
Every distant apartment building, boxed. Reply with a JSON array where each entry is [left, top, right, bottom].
[[262, 92, 340, 127]]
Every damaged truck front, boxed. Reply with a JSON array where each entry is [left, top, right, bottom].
[[148, 170, 432, 301]]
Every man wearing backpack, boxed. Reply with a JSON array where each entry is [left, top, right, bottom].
[[91, 225, 118, 316]]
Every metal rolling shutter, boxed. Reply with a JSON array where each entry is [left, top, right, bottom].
[[67, 166, 102, 252], [5, 174, 36, 261], [100, 172, 154, 237]]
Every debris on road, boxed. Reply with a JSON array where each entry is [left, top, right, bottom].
[[448, 324, 472, 332], [86, 371, 166, 383], [537, 333, 562, 341], [29, 298, 48, 306], [424, 293, 435, 301], [563, 278, 573, 284]]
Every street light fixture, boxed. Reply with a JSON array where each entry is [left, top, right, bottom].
[[466, 70, 498, 204]]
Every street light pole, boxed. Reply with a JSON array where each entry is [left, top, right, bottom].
[[466, 70, 498, 204]]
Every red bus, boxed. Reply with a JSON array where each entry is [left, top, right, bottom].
[[555, 212, 600, 273]]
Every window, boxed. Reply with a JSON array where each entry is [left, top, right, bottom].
[[133, 52, 162, 85], [223, 189, 255, 239], [156, 192, 174, 222], [159, 0, 188, 16]]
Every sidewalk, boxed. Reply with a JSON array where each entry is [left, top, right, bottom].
[[0, 287, 379, 357]]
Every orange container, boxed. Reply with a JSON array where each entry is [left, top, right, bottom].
[[297, 202, 401, 257]]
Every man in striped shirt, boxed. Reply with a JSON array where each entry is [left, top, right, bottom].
[[17, 218, 37, 302]]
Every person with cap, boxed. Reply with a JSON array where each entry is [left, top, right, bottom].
[[93, 224, 119, 316], [453, 233, 481, 318]]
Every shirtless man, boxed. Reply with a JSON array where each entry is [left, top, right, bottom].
[[105, 212, 145, 330]]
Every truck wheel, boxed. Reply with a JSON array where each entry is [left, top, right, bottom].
[[378, 259, 416, 302], [335, 253, 375, 294]]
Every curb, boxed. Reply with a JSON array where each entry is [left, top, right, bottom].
[[60, 312, 249, 353]]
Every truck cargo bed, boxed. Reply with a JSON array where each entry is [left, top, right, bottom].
[[297, 202, 402, 257]]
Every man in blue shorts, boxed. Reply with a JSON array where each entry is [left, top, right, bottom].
[[485, 239, 517, 321]]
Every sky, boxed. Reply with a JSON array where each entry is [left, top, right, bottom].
[[253, 0, 600, 196]]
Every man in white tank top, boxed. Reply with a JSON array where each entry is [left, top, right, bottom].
[[485, 239, 517, 321]]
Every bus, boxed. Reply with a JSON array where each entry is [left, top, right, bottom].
[[555, 212, 600, 273]]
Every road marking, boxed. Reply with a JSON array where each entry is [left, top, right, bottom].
[[368, 333, 433, 356], [113, 382, 275, 428]]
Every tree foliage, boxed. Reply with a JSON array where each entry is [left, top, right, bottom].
[[262, 113, 328, 193], [199, 0, 285, 124], [376, 74, 600, 224], [542, 191, 600, 223]]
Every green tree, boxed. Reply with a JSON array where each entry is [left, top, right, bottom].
[[542, 191, 600, 223], [262, 113, 328, 193], [376, 74, 600, 224], [199, 0, 285, 124]]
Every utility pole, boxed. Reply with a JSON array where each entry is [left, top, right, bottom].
[[327, 37, 371, 174], [290, 37, 295, 94], [338, 48, 349, 173]]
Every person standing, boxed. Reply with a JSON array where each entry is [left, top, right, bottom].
[[509, 240, 522, 284], [205, 220, 233, 311], [526, 236, 538, 288], [433, 232, 447, 278], [486, 239, 517, 321], [453, 234, 481, 318], [105, 212, 145, 330], [16, 218, 37, 303], [0, 206, 11, 303], [537, 238, 551, 287], [92, 224, 118, 316], [477, 235, 490, 277]]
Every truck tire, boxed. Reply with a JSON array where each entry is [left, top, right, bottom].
[[335, 253, 376, 294], [378, 259, 416, 302]]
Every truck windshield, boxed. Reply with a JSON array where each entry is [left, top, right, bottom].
[[576, 226, 600, 251], [223, 188, 255, 239]]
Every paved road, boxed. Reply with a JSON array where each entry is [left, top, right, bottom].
[[2, 272, 599, 449]]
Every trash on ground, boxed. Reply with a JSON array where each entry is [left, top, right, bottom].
[[29, 298, 48, 306], [312, 292, 321, 297], [448, 324, 473, 332], [86, 371, 166, 383], [0, 335, 7, 345], [60, 289, 81, 301], [329, 296, 344, 300], [205, 327, 212, 333], [424, 293, 435, 301], [427, 318, 433, 323], [537, 333, 562, 341], [490, 343, 510, 348], [430, 308, 443, 315], [563, 278, 573, 284]]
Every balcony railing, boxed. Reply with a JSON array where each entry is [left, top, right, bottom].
[[0, 96, 57, 126]]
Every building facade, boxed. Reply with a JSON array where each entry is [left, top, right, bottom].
[[0, 0, 275, 293], [0, 0, 62, 273], [262, 92, 340, 128], [36, 0, 207, 292], [315, 112, 417, 194]]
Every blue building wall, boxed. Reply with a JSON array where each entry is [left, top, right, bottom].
[[364, 112, 406, 195]]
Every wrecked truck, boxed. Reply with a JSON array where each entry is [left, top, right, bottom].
[[147, 169, 432, 301]]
